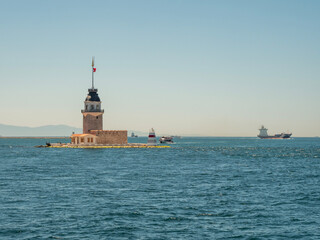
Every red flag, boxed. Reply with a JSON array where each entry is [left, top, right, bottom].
[[93, 68, 96, 72]]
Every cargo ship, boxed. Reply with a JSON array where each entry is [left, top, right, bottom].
[[258, 125, 292, 139]]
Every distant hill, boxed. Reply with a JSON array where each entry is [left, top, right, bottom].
[[0, 124, 82, 137]]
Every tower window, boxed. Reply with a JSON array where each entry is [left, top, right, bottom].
[[90, 105, 94, 110], [96, 116, 98, 119]]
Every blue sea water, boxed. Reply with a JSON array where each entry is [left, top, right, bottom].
[[0, 137, 320, 239]]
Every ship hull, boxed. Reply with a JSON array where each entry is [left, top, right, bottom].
[[258, 134, 292, 139]]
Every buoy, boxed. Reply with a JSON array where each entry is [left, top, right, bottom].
[[147, 128, 157, 146]]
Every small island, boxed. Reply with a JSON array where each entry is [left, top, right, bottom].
[[41, 59, 169, 149]]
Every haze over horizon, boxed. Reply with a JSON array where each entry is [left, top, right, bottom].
[[0, 0, 319, 137]]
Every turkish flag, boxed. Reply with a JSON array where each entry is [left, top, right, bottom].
[[93, 68, 96, 72]]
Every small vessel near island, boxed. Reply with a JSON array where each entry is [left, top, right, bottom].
[[131, 132, 138, 138], [258, 125, 292, 139], [160, 136, 174, 143]]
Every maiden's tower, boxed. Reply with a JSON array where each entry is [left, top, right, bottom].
[[81, 62, 104, 134], [41, 58, 169, 148], [70, 58, 127, 145]]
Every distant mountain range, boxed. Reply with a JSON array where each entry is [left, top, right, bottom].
[[0, 124, 149, 137], [0, 124, 82, 137]]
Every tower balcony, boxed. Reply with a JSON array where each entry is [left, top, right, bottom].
[[81, 109, 104, 113]]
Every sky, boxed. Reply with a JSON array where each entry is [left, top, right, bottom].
[[0, 0, 319, 136]]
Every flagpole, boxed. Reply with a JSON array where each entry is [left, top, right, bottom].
[[92, 68, 94, 89], [92, 57, 95, 89]]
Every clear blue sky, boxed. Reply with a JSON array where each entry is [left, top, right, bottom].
[[0, 0, 319, 136]]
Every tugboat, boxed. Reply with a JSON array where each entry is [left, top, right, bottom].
[[258, 125, 292, 139], [159, 136, 174, 143]]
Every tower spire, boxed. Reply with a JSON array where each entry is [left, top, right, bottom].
[[91, 56, 96, 89]]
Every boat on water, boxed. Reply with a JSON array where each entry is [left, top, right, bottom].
[[160, 136, 174, 143], [258, 125, 292, 139], [131, 132, 138, 138]]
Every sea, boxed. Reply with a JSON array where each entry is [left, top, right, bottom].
[[0, 137, 319, 239]]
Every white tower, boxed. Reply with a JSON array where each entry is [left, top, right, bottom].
[[147, 128, 157, 146]]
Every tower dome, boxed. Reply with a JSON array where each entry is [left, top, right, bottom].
[[85, 88, 101, 102]]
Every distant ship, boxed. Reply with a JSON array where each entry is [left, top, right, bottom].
[[258, 125, 292, 139], [131, 132, 138, 138]]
